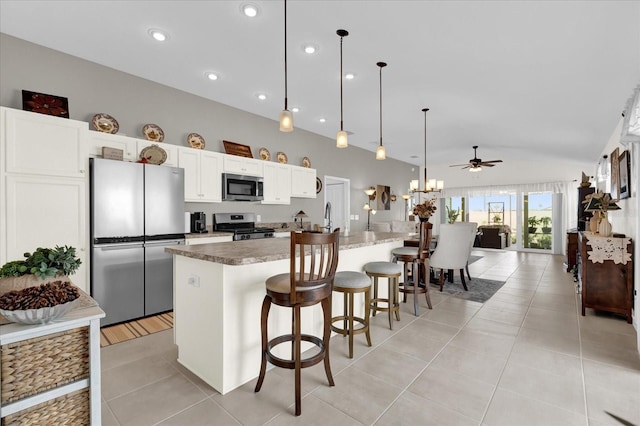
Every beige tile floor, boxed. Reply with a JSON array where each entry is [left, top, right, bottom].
[[101, 250, 640, 426]]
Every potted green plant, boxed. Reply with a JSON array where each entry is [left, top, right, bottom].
[[492, 214, 502, 224], [0, 246, 82, 288], [540, 216, 552, 234], [527, 216, 539, 234], [446, 206, 460, 224]]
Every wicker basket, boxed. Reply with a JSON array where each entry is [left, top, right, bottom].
[[1, 388, 90, 426], [1, 326, 89, 403]]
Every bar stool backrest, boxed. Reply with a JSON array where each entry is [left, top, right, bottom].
[[289, 230, 340, 304], [418, 221, 433, 260]]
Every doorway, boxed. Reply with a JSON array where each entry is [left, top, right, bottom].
[[324, 176, 350, 232]]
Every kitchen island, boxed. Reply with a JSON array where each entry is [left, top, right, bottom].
[[166, 231, 408, 394]]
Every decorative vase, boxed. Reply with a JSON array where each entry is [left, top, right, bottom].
[[419, 217, 429, 223], [598, 212, 612, 237], [589, 214, 599, 233]]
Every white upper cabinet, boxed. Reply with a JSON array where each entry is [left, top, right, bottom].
[[3, 107, 87, 177], [261, 162, 291, 205], [223, 155, 263, 177], [178, 148, 223, 202], [290, 165, 316, 198], [87, 132, 138, 161]]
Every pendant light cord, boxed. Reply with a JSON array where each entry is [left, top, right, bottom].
[[377, 62, 386, 148], [283, 0, 288, 111], [339, 34, 344, 131], [423, 108, 429, 189]]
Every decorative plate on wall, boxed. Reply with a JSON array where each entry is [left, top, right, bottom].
[[139, 144, 167, 165], [187, 133, 205, 149], [91, 113, 119, 134], [259, 147, 271, 161], [277, 152, 288, 164], [142, 124, 164, 142]]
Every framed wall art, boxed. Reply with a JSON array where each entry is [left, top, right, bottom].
[[376, 184, 390, 210], [610, 147, 620, 200], [619, 150, 631, 199], [22, 90, 69, 118]]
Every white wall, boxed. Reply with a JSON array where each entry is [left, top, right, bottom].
[[598, 118, 639, 343]]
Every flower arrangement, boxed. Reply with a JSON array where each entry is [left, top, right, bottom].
[[413, 199, 437, 219], [582, 191, 620, 213]]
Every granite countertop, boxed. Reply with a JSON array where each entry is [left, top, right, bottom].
[[167, 231, 410, 265]]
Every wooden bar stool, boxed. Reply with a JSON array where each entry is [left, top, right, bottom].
[[254, 230, 340, 416], [398, 221, 433, 316], [363, 261, 402, 330], [330, 271, 372, 358]]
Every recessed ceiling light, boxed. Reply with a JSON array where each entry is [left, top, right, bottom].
[[205, 72, 219, 81], [319, 118, 326, 123], [148, 29, 168, 42], [256, 93, 267, 100], [345, 73, 355, 80], [292, 107, 300, 113], [303, 44, 318, 54], [242, 3, 259, 17]]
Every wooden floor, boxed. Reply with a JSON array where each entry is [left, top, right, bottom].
[[100, 312, 173, 347]]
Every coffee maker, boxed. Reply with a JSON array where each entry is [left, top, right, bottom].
[[190, 212, 208, 233]]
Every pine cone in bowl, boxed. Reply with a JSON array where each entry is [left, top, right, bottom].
[[0, 281, 80, 324]]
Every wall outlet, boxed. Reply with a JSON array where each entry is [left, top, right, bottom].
[[188, 275, 200, 287], [355, 214, 359, 220], [256, 214, 261, 222]]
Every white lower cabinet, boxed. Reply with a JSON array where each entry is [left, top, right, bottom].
[[290, 166, 316, 198], [262, 163, 291, 204], [179, 149, 223, 202], [4, 175, 88, 291]]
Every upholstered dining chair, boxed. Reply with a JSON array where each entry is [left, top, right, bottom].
[[429, 223, 477, 291], [454, 222, 479, 281], [255, 230, 340, 416]]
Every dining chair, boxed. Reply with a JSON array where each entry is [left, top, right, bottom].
[[429, 223, 477, 291], [255, 230, 340, 416], [454, 222, 479, 280]]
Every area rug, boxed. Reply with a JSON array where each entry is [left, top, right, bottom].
[[100, 312, 173, 347], [430, 274, 505, 303]]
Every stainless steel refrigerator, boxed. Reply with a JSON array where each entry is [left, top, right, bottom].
[[90, 158, 185, 326]]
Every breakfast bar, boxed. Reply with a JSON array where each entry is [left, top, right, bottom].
[[166, 231, 407, 394]]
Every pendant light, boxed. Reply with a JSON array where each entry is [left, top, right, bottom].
[[336, 29, 349, 148], [376, 62, 387, 160], [279, 0, 293, 132], [412, 108, 444, 193]]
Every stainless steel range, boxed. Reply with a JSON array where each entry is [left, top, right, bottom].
[[213, 213, 275, 241]]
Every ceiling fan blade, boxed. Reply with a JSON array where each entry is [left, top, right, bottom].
[[480, 160, 503, 164], [482, 163, 496, 167], [449, 163, 469, 167], [460, 165, 471, 170]]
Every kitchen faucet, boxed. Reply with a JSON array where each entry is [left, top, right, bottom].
[[323, 202, 332, 232]]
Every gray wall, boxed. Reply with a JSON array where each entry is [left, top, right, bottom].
[[1, 34, 416, 231]]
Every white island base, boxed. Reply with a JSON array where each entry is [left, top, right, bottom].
[[171, 234, 404, 395]]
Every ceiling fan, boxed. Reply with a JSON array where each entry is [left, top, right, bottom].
[[449, 145, 503, 172]]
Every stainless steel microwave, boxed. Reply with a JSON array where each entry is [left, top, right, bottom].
[[222, 173, 264, 201]]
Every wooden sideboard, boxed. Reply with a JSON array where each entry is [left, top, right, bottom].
[[578, 232, 633, 323], [566, 230, 578, 272]]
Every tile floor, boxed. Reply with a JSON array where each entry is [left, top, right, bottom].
[[101, 250, 640, 426]]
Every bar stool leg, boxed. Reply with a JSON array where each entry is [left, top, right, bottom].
[[412, 261, 419, 316], [393, 276, 401, 321], [372, 277, 379, 317], [348, 291, 355, 358], [364, 288, 372, 347], [343, 292, 348, 335]]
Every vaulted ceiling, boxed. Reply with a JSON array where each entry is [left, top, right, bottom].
[[1, 1, 639, 168]]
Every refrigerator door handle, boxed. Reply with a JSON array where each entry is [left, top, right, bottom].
[[96, 243, 145, 250], [144, 240, 184, 247]]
